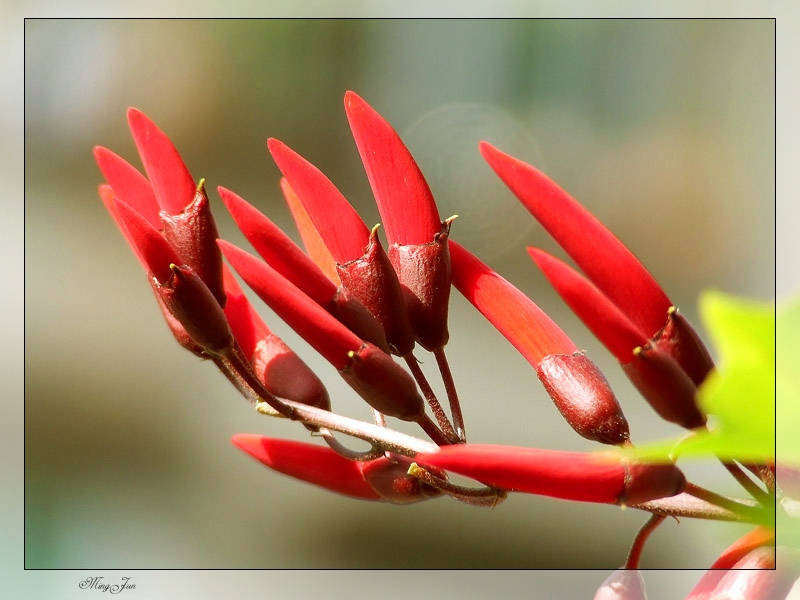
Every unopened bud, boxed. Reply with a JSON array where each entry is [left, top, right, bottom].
[[158, 264, 233, 354], [593, 569, 647, 600], [359, 455, 442, 504], [339, 342, 425, 421], [537, 352, 630, 445]]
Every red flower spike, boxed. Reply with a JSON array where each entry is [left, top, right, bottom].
[[480, 141, 671, 338], [280, 178, 340, 286], [127, 108, 196, 215], [161, 180, 226, 307], [358, 454, 443, 505], [343, 90, 441, 246], [231, 435, 381, 501], [651, 307, 715, 387], [388, 218, 454, 352], [622, 345, 707, 429], [339, 342, 426, 421], [218, 240, 363, 370], [527, 247, 649, 362], [218, 186, 389, 352], [449, 240, 577, 365], [415, 444, 685, 505], [267, 137, 369, 264], [111, 198, 181, 285], [537, 353, 630, 445], [93, 146, 161, 228], [158, 264, 234, 354], [336, 225, 416, 356]]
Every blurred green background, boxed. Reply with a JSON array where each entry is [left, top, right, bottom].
[[24, 17, 775, 592]]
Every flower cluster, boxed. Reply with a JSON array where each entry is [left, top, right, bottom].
[[95, 92, 777, 579]]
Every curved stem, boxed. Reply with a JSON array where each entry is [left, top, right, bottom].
[[407, 463, 506, 508], [718, 455, 772, 504], [625, 514, 666, 569], [317, 428, 385, 461], [684, 482, 768, 522], [631, 491, 766, 523]]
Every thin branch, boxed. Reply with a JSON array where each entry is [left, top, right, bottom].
[[625, 514, 666, 569], [434, 347, 466, 442], [404, 353, 459, 443]]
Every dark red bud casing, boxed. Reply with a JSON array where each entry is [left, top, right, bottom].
[[158, 264, 234, 354], [622, 345, 707, 430], [359, 455, 443, 504], [326, 288, 391, 353], [336, 226, 416, 356], [161, 181, 226, 307], [536, 352, 630, 446], [651, 307, 715, 387], [339, 342, 425, 421], [388, 218, 453, 352]]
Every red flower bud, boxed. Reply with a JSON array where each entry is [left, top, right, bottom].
[[622, 345, 707, 430], [537, 353, 630, 445], [231, 435, 381, 501], [158, 264, 234, 354], [651, 307, 715, 387], [336, 225, 416, 356], [388, 218, 454, 352], [450, 240, 629, 444], [339, 342, 426, 422], [161, 181, 226, 307], [359, 454, 443, 504], [415, 444, 685, 505]]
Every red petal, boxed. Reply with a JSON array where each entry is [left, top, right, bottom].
[[111, 198, 181, 284], [231, 435, 381, 501], [480, 142, 671, 337], [280, 178, 340, 286], [218, 240, 362, 370], [267, 138, 369, 263], [93, 146, 161, 228], [127, 107, 196, 215], [527, 247, 648, 362], [221, 265, 270, 359], [344, 90, 441, 245], [218, 186, 336, 307], [416, 445, 684, 504], [449, 240, 577, 365]]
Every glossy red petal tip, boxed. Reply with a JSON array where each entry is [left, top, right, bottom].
[[344, 90, 441, 245], [231, 435, 381, 501], [267, 137, 369, 263], [93, 146, 161, 228], [127, 107, 196, 215]]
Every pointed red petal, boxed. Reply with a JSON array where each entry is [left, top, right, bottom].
[[267, 138, 369, 263], [221, 265, 270, 359], [93, 146, 161, 228], [280, 178, 340, 285], [218, 240, 362, 369], [527, 247, 648, 363], [231, 435, 381, 501], [449, 240, 577, 365], [218, 186, 336, 307], [127, 107, 196, 215], [111, 198, 181, 284], [415, 444, 684, 504], [480, 142, 671, 337], [344, 90, 440, 245]]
